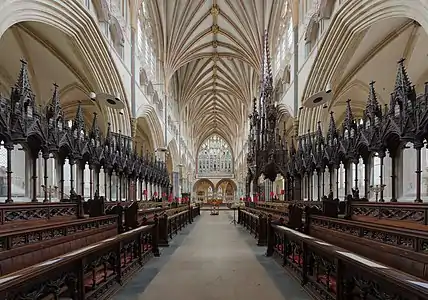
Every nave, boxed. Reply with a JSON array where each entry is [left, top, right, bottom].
[[113, 211, 310, 300]]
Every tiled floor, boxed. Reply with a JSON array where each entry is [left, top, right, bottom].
[[113, 211, 311, 300]]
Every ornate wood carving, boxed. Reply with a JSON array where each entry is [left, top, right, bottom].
[[0, 60, 170, 202], [247, 46, 428, 202]]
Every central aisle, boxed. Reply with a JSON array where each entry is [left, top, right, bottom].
[[115, 211, 309, 300]]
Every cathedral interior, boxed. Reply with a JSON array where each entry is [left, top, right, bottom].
[[1, 1, 428, 300]]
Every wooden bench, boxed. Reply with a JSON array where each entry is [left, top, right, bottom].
[[267, 223, 428, 299], [308, 213, 428, 281], [238, 209, 269, 246], [0, 214, 118, 276], [346, 201, 428, 231], [0, 201, 83, 232], [158, 209, 194, 246], [0, 222, 159, 300]]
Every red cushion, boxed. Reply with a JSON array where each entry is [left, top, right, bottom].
[[121, 254, 133, 267], [275, 244, 283, 251], [288, 254, 303, 265], [317, 274, 337, 294], [143, 244, 153, 251], [84, 269, 114, 288]]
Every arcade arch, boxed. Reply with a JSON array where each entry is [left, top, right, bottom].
[[298, 3, 428, 201], [193, 179, 214, 203], [136, 105, 164, 153], [215, 179, 237, 203], [0, 1, 137, 202]]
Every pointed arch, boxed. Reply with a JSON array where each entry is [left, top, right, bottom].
[[109, 15, 124, 54], [320, 0, 336, 19], [167, 138, 179, 170], [136, 105, 164, 151], [140, 68, 148, 85], [0, 0, 132, 136], [193, 179, 215, 193], [303, 0, 428, 101], [304, 13, 320, 43], [92, 0, 110, 22], [215, 179, 237, 191]]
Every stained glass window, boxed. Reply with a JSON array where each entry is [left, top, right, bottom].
[[197, 135, 233, 176]]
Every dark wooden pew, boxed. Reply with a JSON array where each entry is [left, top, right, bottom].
[[0, 214, 118, 276], [237, 208, 269, 246], [308, 213, 428, 281], [346, 201, 428, 231], [0, 220, 159, 300], [0, 201, 84, 232], [157, 208, 197, 246], [240, 204, 304, 232], [267, 223, 428, 300]]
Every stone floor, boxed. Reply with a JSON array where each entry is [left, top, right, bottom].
[[113, 211, 311, 300]]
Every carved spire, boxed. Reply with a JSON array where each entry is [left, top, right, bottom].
[[260, 33, 266, 91], [367, 81, 379, 109], [394, 58, 413, 94], [46, 83, 63, 126], [344, 99, 354, 130], [306, 130, 312, 152], [264, 29, 273, 91], [14, 59, 33, 97], [316, 121, 324, 144], [327, 111, 337, 141], [366, 81, 383, 121], [290, 137, 296, 154], [89, 112, 100, 142], [253, 97, 257, 114], [105, 122, 112, 146], [72, 101, 85, 136], [11, 59, 35, 114]]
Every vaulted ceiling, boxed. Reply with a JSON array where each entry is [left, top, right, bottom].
[[148, 0, 285, 151]]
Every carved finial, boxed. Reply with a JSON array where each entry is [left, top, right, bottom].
[[328, 111, 337, 139], [317, 121, 323, 136], [11, 59, 35, 113], [89, 112, 99, 140], [368, 81, 378, 105], [345, 99, 354, 127], [394, 58, 413, 94], [264, 29, 273, 90], [290, 137, 296, 154], [104, 122, 111, 145], [46, 83, 63, 123], [14, 59, 33, 95], [73, 101, 84, 132]]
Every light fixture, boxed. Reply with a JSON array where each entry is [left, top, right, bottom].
[[96, 92, 125, 110]]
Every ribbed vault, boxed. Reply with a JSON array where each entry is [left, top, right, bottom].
[[148, 0, 285, 150]]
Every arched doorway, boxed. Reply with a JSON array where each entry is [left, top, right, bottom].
[[215, 179, 237, 203], [193, 179, 215, 203]]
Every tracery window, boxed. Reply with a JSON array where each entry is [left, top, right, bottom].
[[137, 1, 156, 81], [197, 135, 233, 176], [274, 4, 293, 76]]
